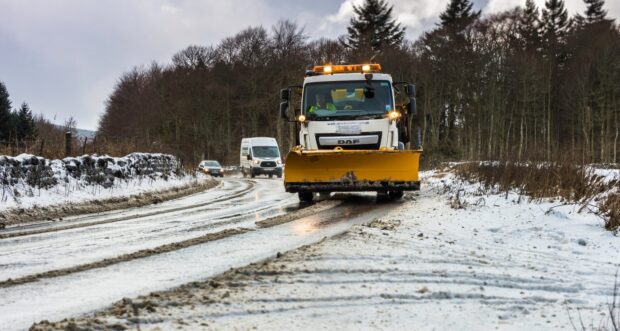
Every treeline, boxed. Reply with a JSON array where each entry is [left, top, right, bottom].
[[99, 0, 620, 165], [0, 82, 37, 142], [0, 81, 84, 158]]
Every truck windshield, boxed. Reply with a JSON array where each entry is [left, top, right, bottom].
[[252, 146, 279, 158], [303, 80, 393, 120]]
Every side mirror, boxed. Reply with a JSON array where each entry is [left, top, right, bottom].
[[279, 102, 289, 120], [280, 88, 290, 101], [405, 84, 416, 98], [246, 154, 252, 161], [407, 98, 417, 116]]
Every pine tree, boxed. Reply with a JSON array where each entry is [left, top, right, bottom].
[[344, 0, 405, 60], [541, 0, 569, 49], [541, 0, 569, 159], [16, 102, 36, 140], [584, 0, 608, 24], [439, 0, 481, 29], [0, 82, 12, 141], [519, 0, 541, 52]]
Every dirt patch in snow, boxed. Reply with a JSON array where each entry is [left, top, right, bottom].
[[0, 178, 217, 227], [364, 218, 401, 231], [0, 227, 251, 289]]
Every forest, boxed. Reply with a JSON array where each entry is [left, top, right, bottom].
[[95, 0, 620, 165]]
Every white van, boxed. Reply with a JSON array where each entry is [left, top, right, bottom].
[[240, 137, 283, 178]]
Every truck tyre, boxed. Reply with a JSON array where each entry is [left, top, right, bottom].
[[318, 191, 331, 199], [389, 190, 404, 200], [298, 191, 313, 203], [377, 191, 390, 202], [269, 174, 273, 178]]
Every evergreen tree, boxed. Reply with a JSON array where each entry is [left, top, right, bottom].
[[0, 82, 12, 141], [439, 0, 481, 29], [541, 0, 569, 50], [344, 0, 405, 60], [519, 0, 541, 52], [584, 0, 608, 24], [16, 102, 36, 140]]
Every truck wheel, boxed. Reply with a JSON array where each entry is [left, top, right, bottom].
[[277, 173, 282, 179], [389, 190, 404, 200], [377, 191, 390, 202], [251, 172, 256, 178], [298, 191, 313, 203], [269, 174, 273, 179], [318, 192, 331, 199]]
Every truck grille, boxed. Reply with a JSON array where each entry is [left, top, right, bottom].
[[315, 132, 382, 150], [260, 161, 276, 167]]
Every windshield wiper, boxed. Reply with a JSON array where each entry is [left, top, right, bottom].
[[331, 114, 385, 120], [307, 114, 385, 121], [354, 114, 385, 120]]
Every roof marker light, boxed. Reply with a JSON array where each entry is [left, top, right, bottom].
[[312, 64, 382, 74]]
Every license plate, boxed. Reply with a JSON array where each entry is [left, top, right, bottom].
[[336, 123, 361, 134]]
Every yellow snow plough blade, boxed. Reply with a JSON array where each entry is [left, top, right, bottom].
[[284, 148, 421, 192]]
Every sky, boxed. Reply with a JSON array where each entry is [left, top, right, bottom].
[[1, 0, 618, 131]]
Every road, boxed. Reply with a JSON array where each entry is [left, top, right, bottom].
[[0, 177, 394, 330]]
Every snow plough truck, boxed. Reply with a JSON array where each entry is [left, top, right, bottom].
[[279, 64, 422, 202]]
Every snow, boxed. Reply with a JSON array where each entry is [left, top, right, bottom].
[[89, 170, 620, 330], [0, 153, 193, 212], [0, 181, 390, 330], [0, 179, 293, 282], [3, 169, 620, 330]]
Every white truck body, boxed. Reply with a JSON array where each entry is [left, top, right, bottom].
[[298, 73, 400, 151]]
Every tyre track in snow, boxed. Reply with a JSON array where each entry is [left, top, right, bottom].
[[17, 172, 620, 331], [0, 199, 344, 288], [0, 178, 256, 240], [1, 193, 394, 331], [0, 178, 301, 283]]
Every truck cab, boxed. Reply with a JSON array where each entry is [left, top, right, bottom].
[[299, 71, 401, 150], [282, 64, 415, 152]]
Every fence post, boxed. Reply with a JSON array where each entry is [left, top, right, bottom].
[[82, 137, 88, 155], [65, 132, 72, 157], [39, 140, 45, 156]]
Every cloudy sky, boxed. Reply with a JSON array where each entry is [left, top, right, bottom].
[[1, 0, 618, 130]]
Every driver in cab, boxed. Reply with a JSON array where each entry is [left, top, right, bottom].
[[308, 91, 336, 113]]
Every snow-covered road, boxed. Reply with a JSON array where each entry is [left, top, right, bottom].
[[28, 171, 619, 331], [0, 177, 395, 330]]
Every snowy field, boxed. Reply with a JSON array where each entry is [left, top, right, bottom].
[[40, 170, 620, 330]]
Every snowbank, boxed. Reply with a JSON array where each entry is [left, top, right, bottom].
[[0, 153, 198, 212]]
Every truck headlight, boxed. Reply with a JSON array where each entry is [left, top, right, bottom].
[[389, 110, 401, 121], [253, 159, 260, 165], [277, 159, 282, 165]]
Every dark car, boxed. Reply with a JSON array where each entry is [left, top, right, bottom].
[[198, 160, 223, 177]]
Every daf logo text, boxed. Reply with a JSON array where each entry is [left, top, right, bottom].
[[338, 139, 361, 145]]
